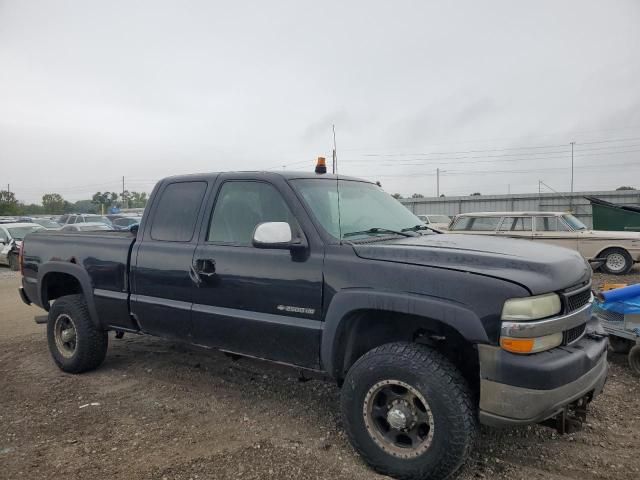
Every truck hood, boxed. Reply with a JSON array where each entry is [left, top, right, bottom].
[[351, 233, 591, 295]]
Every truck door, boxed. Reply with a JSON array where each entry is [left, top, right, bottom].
[[130, 180, 210, 340], [190, 176, 324, 368]]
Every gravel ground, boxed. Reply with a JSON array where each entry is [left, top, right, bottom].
[[1, 268, 639, 480]]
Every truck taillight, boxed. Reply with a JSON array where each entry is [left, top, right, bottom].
[[18, 242, 24, 276]]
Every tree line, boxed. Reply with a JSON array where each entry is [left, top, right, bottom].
[[0, 190, 148, 216]]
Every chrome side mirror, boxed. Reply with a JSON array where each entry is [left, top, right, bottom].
[[252, 222, 293, 248]]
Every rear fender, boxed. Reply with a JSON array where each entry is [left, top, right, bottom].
[[38, 262, 101, 328]]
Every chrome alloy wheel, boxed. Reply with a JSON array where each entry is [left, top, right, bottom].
[[605, 253, 627, 273], [363, 379, 435, 458], [54, 313, 77, 358]]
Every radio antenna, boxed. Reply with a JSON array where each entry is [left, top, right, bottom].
[[332, 124, 338, 174], [332, 124, 342, 242]]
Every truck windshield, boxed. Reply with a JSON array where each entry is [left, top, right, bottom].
[[8, 226, 43, 240], [562, 214, 587, 231], [291, 179, 426, 240]]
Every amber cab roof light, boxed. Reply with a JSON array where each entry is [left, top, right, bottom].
[[315, 156, 327, 174]]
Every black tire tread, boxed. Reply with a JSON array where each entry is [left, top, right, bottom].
[[341, 342, 477, 480], [47, 294, 108, 373], [609, 336, 632, 354], [629, 345, 640, 377]]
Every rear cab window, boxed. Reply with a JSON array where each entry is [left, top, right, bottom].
[[150, 182, 208, 242]]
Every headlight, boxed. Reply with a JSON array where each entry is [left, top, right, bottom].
[[501, 293, 561, 321], [500, 332, 563, 354]]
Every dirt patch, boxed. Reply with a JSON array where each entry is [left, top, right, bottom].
[[1, 269, 639, 480]]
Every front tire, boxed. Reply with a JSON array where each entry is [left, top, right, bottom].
[[47, 294, 108, 373], [609, 336, 633, 354], [341, 342, 476, 480], [629, 345, 640, 377], [600, 248, 633, 275]]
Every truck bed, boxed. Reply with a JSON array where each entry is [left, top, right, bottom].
[[22, 230, 137, 328]]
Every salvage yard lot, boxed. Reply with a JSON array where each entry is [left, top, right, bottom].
[[1, 268, 639, 480]]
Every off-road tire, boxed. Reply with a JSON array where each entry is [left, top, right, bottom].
[[600, 248, 633, 275], [609, 336, 633, 354], [47, 294, 108, 373], [8, 253, 19, 271], [341, 342, 477, 480], [628, 345, 640, 377]]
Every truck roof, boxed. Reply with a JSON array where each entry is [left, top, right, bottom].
[[161, 171, 370, 183]]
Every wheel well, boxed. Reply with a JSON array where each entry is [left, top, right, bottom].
[[333, 309, 479, 393], [597, 246, 630, 258], [41, 272, 83, 307]]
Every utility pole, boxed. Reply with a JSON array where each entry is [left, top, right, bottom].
[[122, 176, 125, 210], [436, 168, 440, 197], [570, 141, 575, 211]]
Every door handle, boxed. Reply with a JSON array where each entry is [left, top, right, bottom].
[[194, 258, 216, 277]]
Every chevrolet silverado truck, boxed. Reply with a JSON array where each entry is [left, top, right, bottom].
[[18, 170, 608, 480]]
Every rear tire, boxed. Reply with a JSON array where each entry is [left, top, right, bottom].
[[629, 345, 640, 377], [600, 248, 633, 275], [47, 294, 108, 373], [609, 336, 633, 354], [8, 253, 18, 271], [341, 342, 477, 480]]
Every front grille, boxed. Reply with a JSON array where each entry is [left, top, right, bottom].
[[563, 323, 586, 345], [565, 287, 592, 313]]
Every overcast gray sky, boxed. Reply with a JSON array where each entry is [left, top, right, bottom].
[[1, 0, 639, 203]]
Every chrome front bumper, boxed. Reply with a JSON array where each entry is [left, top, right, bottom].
[[501, 300, 592, 339]]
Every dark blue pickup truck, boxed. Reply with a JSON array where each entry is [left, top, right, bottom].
[[18, 170, 608, 480]]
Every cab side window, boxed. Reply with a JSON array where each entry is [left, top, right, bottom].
[[452, 216, 502, 231], [0, 229, 8, 243], [499, 217, 532, 231], [208, 181, 296, 245], [150, 181, 207, 242], [535, 217, 570, 232]]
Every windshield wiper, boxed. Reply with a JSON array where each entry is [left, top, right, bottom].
[[401, 224, 443, 234], [343, 227, 416, 238]]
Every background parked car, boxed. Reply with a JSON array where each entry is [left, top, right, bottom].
[[61, 222, 113, 232], [58, 214, 113, 227], [417, 214, 451, 230], [0, 222, 44, 269], [106, 215, 141, 230], [448, 211, 640, 274], [31, 218, 62, 229]]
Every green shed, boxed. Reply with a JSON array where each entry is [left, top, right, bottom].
[[586, 196, 640, 232]]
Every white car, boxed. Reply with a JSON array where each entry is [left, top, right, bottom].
[[448, 211, 640, 274], [0, 222, 45, 270], [417, 214, 451, 230], [61, 222, 113, 232]]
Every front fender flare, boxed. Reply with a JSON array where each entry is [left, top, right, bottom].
[[320, 289, 490, 379], [37, 262, 101, 328]]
